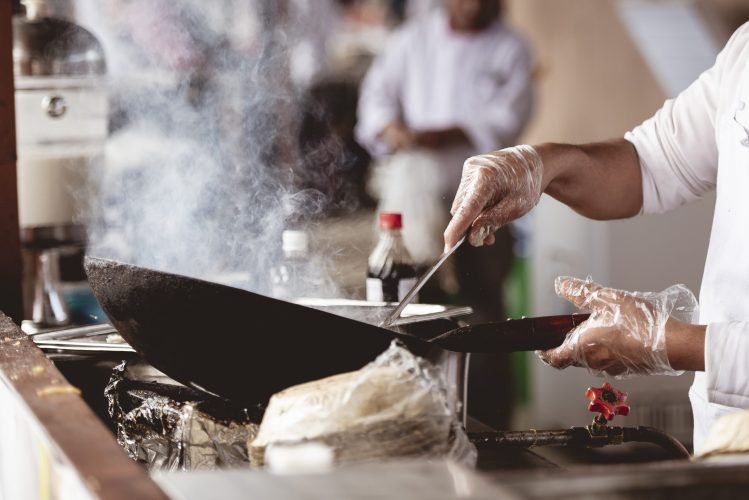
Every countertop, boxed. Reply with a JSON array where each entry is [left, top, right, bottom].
[[4, 310, 749, 499]]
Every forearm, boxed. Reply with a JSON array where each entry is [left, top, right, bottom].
[[536, 139, 643, 220], [666, 319, 706, 371]]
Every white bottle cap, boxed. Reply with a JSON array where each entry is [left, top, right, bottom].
[[282, 230, 309, 254]]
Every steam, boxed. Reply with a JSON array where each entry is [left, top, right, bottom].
[[80, 0, 355, 297]]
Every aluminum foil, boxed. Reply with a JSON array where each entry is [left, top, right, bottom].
[[105, 362, 259, 471]]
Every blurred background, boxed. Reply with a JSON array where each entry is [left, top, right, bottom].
[[10, 0, 749, 449]]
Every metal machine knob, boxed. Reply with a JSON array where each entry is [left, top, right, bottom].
[[41, 94, 67, 118]]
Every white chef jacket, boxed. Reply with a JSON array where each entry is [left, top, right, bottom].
[[355, 9, 533, 263], [625, 22, 749, 452], [355, 9, 533, 163]]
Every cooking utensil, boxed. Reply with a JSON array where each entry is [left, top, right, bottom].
[[380, 234, 466, 327], [84, 257, 587, 404], [430, 313, 590, 353], [84, 256, 452, 404]]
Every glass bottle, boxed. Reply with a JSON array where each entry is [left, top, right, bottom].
[[366, 213, 418, 303]]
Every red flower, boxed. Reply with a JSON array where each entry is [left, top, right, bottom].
[[586, 382, 630, 421]]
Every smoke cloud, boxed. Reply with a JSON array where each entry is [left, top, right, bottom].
[[78, 0, 357, 297]]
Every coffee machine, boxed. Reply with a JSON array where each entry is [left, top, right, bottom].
[[13, 0, 107, 331]]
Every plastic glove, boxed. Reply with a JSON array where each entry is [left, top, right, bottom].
[[443, 145, 543, 250], [537, 277, 699, 378]]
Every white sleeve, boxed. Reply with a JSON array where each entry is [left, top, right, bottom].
[[705, 322, 749, 408], [458, 37, 534, 153], [623, 26, 749, 214], [355, 30, 408, 157]]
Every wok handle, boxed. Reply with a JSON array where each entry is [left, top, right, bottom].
[[527, 313, 591, 350], [431, 313, 591, 353]]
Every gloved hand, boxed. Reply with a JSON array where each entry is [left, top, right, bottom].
[[443, 145, 543, 250], [537, 277, 699, 378]]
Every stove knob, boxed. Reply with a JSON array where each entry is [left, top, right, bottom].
[[586, 382, 630, 421]]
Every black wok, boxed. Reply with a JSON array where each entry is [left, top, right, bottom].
[[84, 256, 447, 404]]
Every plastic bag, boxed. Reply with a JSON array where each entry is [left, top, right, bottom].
[[249, 342, 476, 468]]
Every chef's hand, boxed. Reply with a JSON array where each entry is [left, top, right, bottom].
[[380, 121, 415, 151], [537, 277, 701, 378], [443, 145, 543, 250]]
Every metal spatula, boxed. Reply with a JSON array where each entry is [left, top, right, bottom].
[[380, 234, 466, 327]]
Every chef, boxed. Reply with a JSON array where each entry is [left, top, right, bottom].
[[443, 22, 749, 452], [356, 0, 532, 161], [356, 0, 533, 293]]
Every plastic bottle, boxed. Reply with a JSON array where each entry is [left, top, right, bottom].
[[271, 229, 310, 300], [366, 213, 418, 303]]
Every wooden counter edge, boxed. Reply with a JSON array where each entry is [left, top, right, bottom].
[[0, 0, 23, 320], [0, 312, 169, 500]]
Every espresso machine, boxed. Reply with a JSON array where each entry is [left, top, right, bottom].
[[12, 0, 107, 332]]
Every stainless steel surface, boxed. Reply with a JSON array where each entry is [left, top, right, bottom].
[[30, 248, 69, 327], [20, 226, 85, 327], [381, 234, 467, 327], [26, 322, 117, 340], [13, 5, 106, 77], [30, 321, 134, 355], [34, 340, 135, 354]]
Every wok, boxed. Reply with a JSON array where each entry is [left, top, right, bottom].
[[85, 256, 586, 404], [84, 256, 460, 404]]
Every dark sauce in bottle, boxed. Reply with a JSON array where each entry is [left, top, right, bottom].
[[367, 262, 418, 303], [366, 213, 418, 303]]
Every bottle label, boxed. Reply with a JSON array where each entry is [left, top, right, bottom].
[[366, 278, 418, 303], [366, 278, 384, 302], [398, 278, 418, 302]]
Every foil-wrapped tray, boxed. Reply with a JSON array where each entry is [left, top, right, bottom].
[[105, 361, 262, 471]]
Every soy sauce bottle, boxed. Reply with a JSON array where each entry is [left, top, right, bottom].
[[366, 213, 418, 303]]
